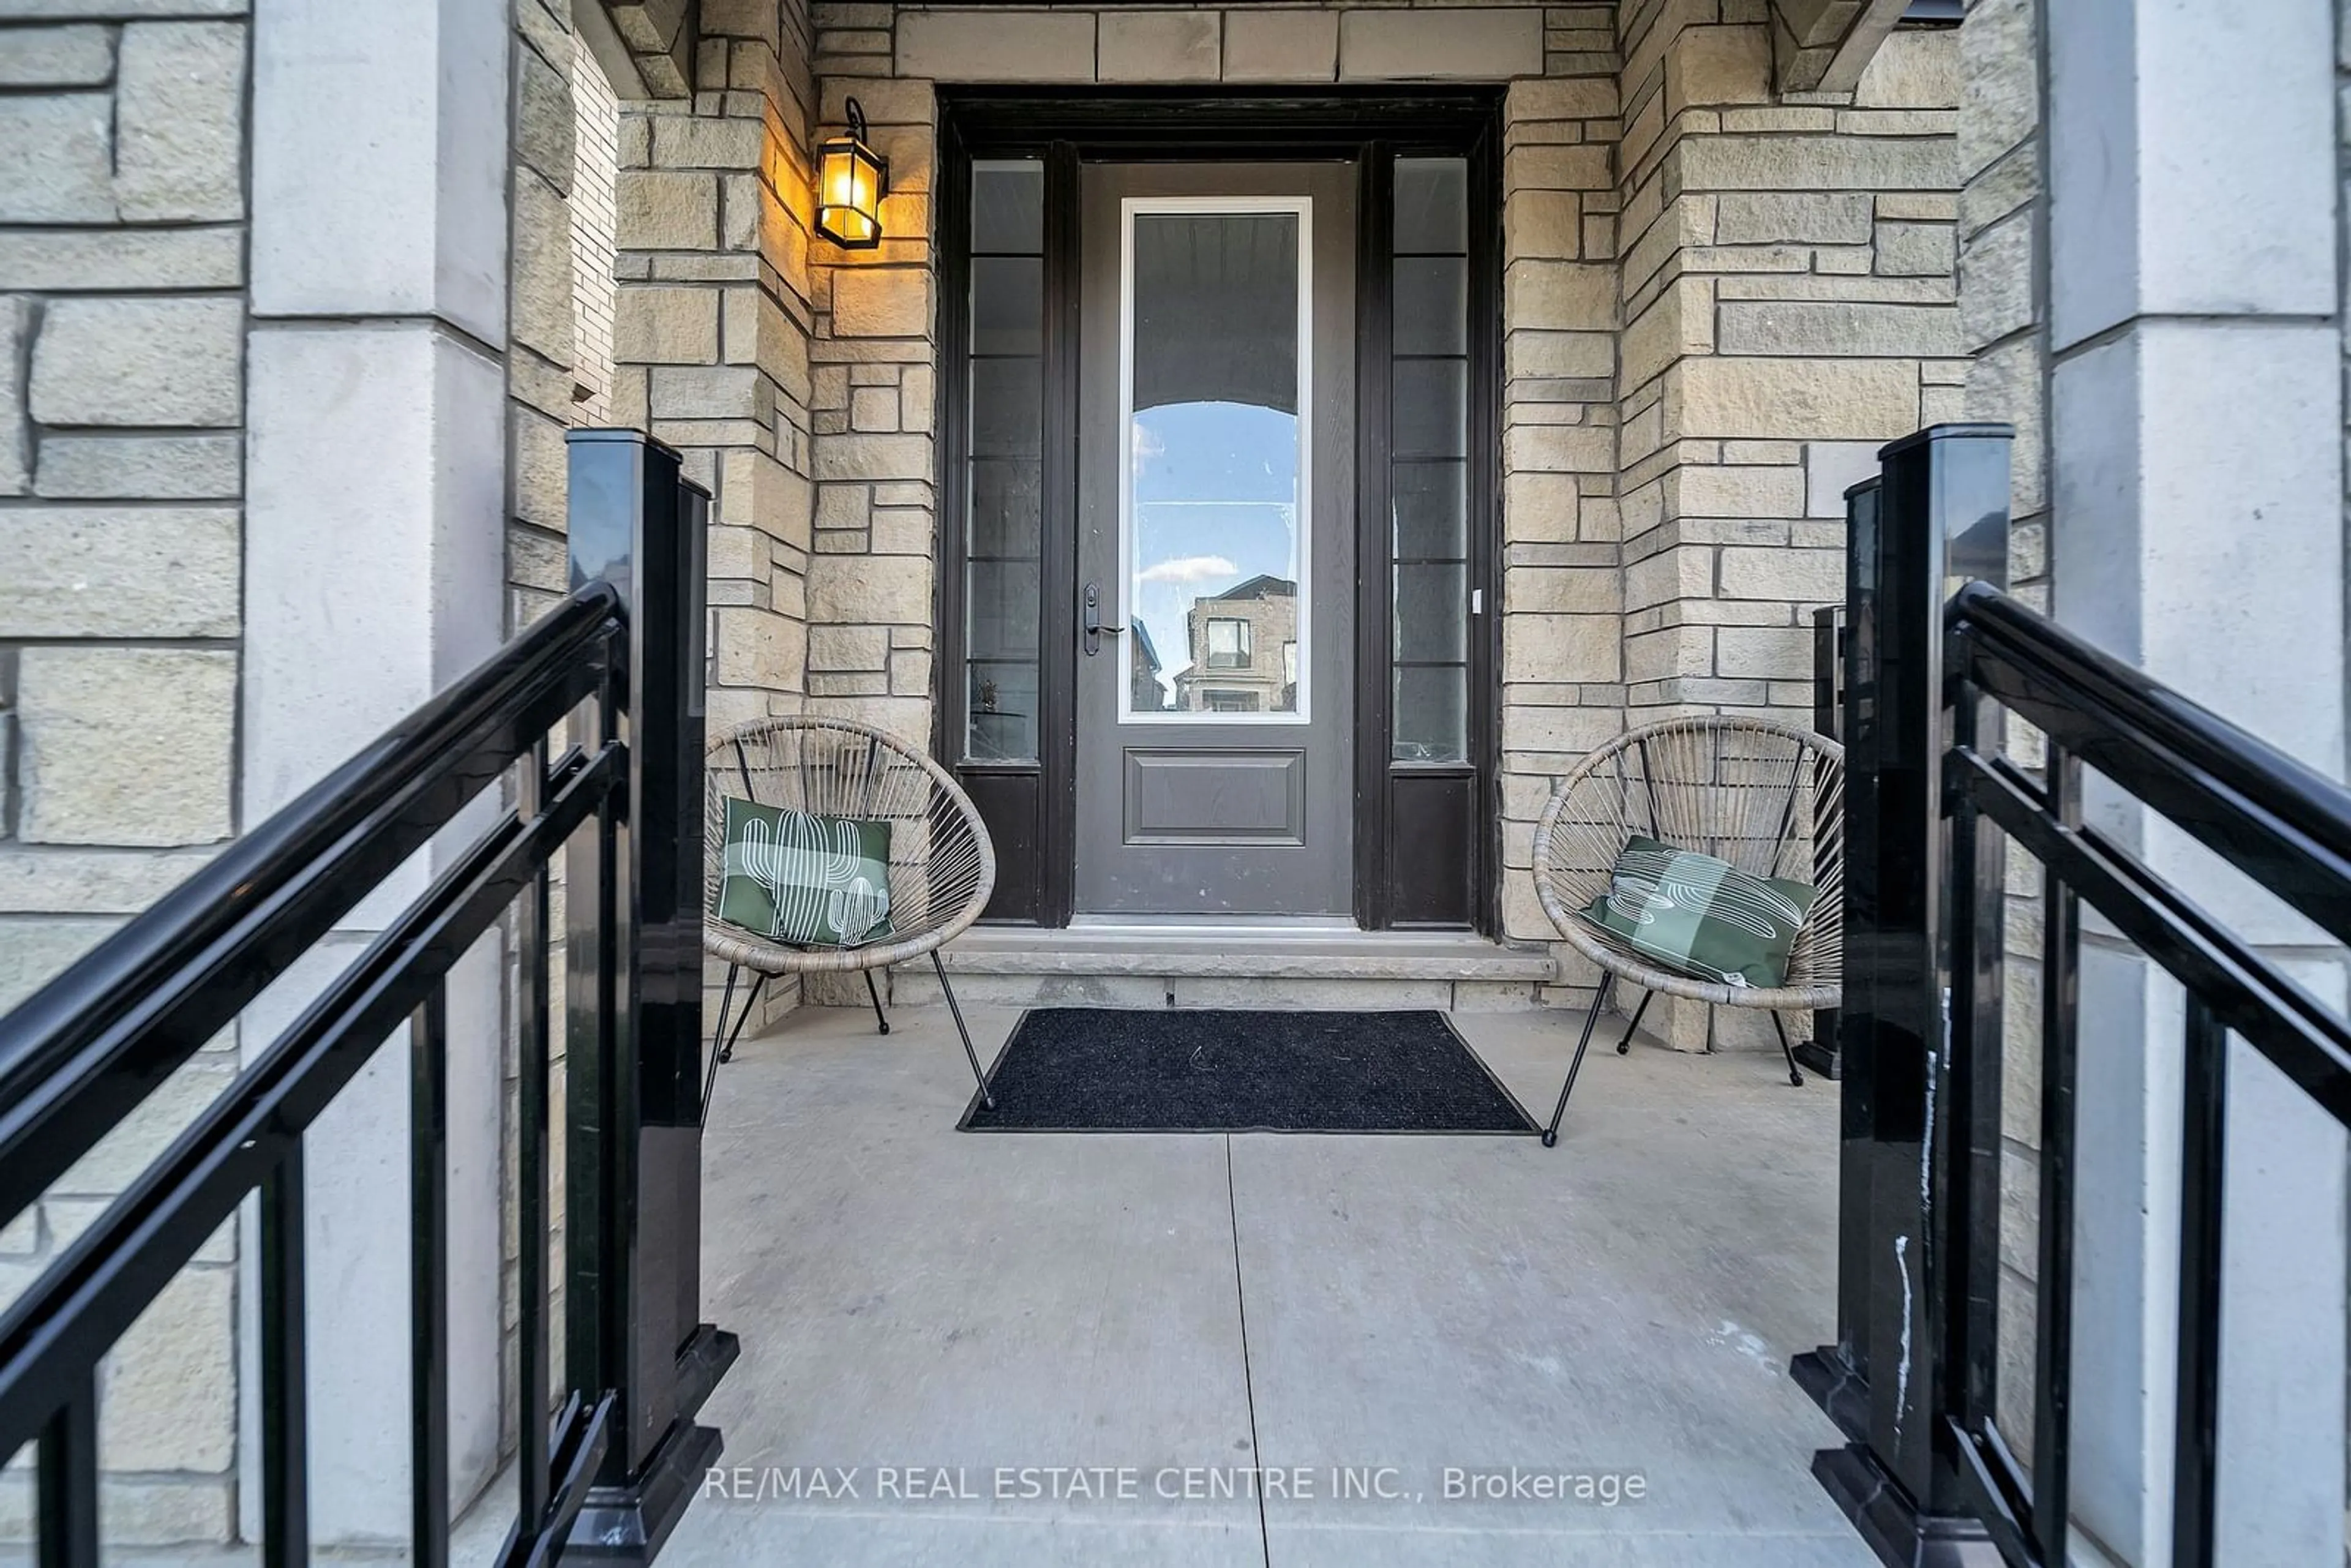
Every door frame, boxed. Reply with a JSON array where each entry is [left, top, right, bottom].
[[936, 88, 1504, 932]]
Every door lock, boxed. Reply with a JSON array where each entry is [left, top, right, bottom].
[[1082, 581, 1126, 657]]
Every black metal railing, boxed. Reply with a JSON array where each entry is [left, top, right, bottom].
[[1943, 580, 2351, 1567], [0, 430, 730, 1566], [1796, 424, 2351, 1567]]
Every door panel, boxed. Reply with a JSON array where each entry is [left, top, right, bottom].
[[1074, 163, 1356, 916], [1122, 751, 1307, 845]]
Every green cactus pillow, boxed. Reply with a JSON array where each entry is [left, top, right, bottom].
[[713, 796, 894, 948], [1578, 834, 1817, 990]]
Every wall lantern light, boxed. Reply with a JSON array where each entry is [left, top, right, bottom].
[[816, 97, 888, 249]]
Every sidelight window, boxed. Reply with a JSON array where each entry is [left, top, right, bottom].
[[1389, 157, 1471, 764], [962, 159, 1046, 762]]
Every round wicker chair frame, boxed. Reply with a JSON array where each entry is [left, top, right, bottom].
[[1531, 713, 1843, 1146], [703, 715, 998, 1106]]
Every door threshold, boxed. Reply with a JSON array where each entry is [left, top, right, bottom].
[[949, 925, 1551, 975], [1067, 914, 1359, 936]]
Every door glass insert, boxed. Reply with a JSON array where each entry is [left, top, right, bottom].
[[1122, 201, 1309, 721], [1390, 158, 1471, 763], [963, 159, 1045, 762]]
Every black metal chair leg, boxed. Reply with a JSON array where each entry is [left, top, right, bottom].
[[1771, 1011, 1804, 1087], [717, 972, 765, 1064], [1543, 973, 1615, 1148], [933, 950, 994, 1111], [1613, 989, 1653, 1055], [863, 968, 891, 1035], [710, 964, 739, 1058]]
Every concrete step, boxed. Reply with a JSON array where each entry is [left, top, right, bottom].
[[883, 927, 1560, 1011]]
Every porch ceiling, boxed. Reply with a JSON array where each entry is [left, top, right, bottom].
[[825, 0, 1937, 97]]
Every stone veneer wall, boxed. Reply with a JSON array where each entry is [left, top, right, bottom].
[[573, 43, 625, 428], [500, 0, 826, 1450], [1492, 23, 1630, 958], [804, 2, 1624, 998], [793, 3, 1961, 1023], [0, 0, 655, 1539], [611, 0, 822, 1022], [503, 0, 591, 1474], [1952, 0, 2046, 1466], [0, 3, 249, 1542], [1611, 0, 1959, 1049], [512, 1, 590, 634], [0, 0, 820, 1542], [0, 18, 246, 1031]]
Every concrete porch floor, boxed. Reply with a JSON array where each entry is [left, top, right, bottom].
[[662, 1001, 1870, 1567]]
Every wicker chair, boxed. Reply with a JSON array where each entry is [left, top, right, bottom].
[[703, 716, 998, 1108], [1531, 715, 1843, 1147]]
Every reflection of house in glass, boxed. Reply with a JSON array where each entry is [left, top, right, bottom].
[[1129, 618, 1166, 713], [1172, 574, 1298, 714]]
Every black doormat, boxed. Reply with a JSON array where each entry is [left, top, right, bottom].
[[958, 1008, 1538, 1134]]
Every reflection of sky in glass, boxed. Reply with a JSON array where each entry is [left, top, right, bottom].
[[1129, 400, 1299, 702]]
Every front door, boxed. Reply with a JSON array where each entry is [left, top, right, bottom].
[[1073, 162, 1357, 917]]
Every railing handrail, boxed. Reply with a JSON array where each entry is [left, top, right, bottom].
[[0, 577, 633, 1566], [2, 430, 726, 1568], [1802, 424, 2351, 1568], [0, 735, 622, 1452], [1949, 579, 2351, 949], [1932, 569, 2351, 1564], [0, 581, 624, 1225]]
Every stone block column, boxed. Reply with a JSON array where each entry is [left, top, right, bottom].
[[609, 0, 819, 1027], [509, 0, 591, 631], [241, 0, 512, 1544], [1498, 59, 1629, 950], [1613, 2, 1959, 1049], [2044, 1, 2347, 1559], [793, 6, 941, 1005], [612, 0, 818, 745], [807, 9, 940, 747], [1953, 0, 2052, 1470]]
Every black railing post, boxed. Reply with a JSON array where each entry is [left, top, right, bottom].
[[1793, 476, 1881, 1446], [1796, 423, 2011, 1566], [563, 430, 735, 1561]]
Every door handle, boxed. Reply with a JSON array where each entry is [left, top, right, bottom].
[[1082, 581, 1126, 657]]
